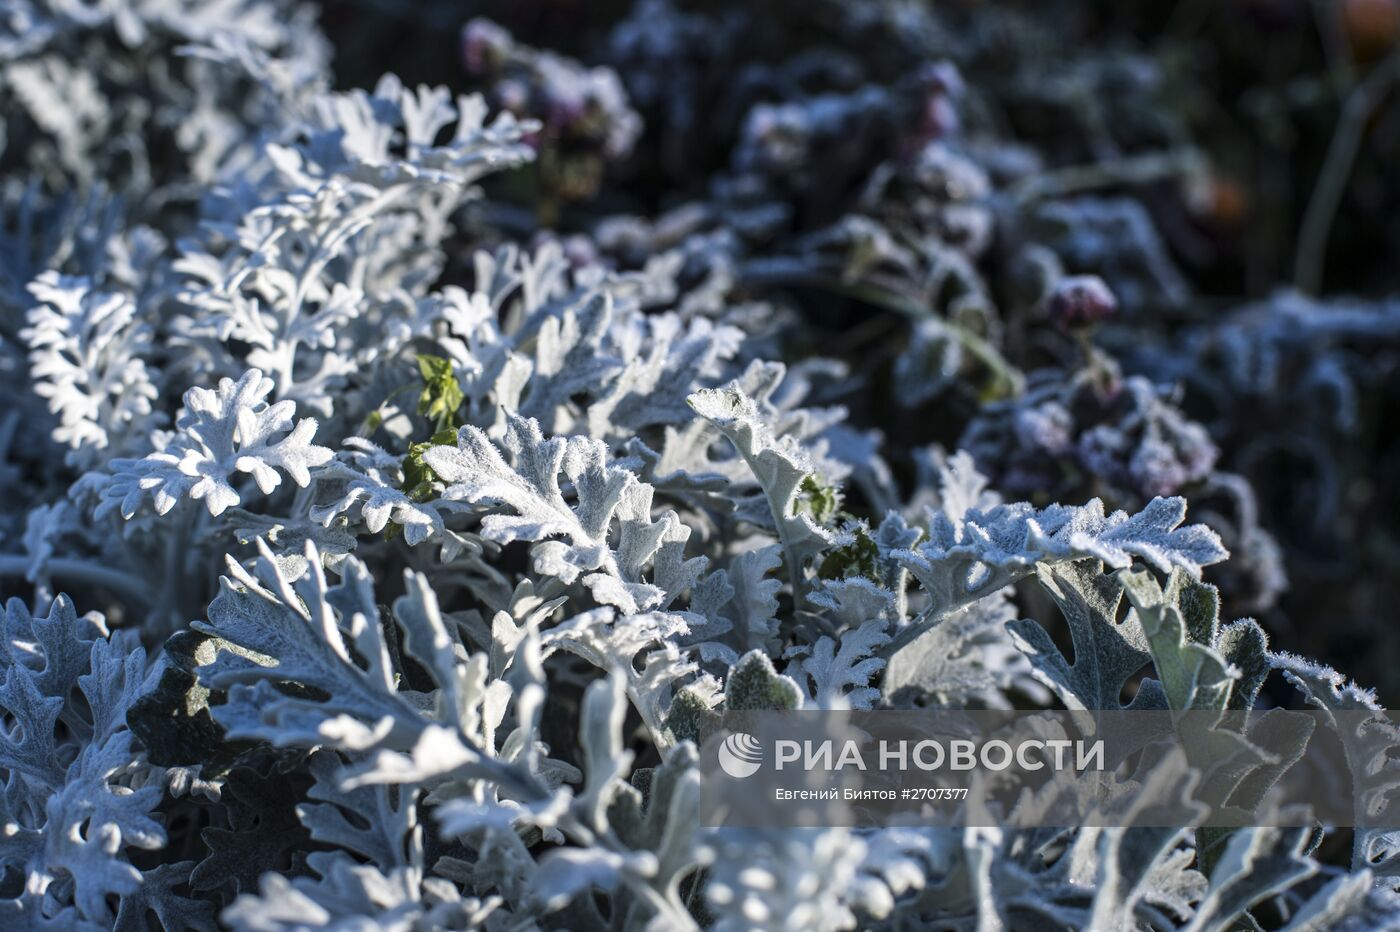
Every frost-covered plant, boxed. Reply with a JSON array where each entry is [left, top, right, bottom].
[[2, 0, 1399, 929], [0, 0, 330, 563], [0, 596, 195, 928], [0, 0, 327, 195], [22, 272, 162, 466], [166, 73, 538, 416]]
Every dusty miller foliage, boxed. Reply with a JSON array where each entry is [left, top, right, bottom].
[[1, 0, 1399, 929]]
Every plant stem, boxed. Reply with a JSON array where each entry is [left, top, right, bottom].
[[1010, 149, 1206, 205], [0, 556, 151, 608], [1294, 50, 1400, 294]]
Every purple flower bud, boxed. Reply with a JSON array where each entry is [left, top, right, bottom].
[[496, 78, 530, 114], [920, 95, 959, 140], [561, 234, 598, 269], [918, 61, 964, 98], [1047, 275, 1118, 331], [1128, 435, 1188, 498], [546, 89, 587, 130], [461, 19, 511, 75], [1014, 402, 1073, 454]]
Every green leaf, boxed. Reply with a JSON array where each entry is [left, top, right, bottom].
[[1119, 568, 1236, 714], [399, 428, 460, 504], [818, 525, 881, 582], [664, 686, 718, 746], [1008, 561, 1164, 712], [796, 474, 841, 526], [724, 649, 803, 711], [416, 354, 465, 432]]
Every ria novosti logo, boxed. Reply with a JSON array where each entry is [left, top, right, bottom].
[[717, 732, 763, 778]]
